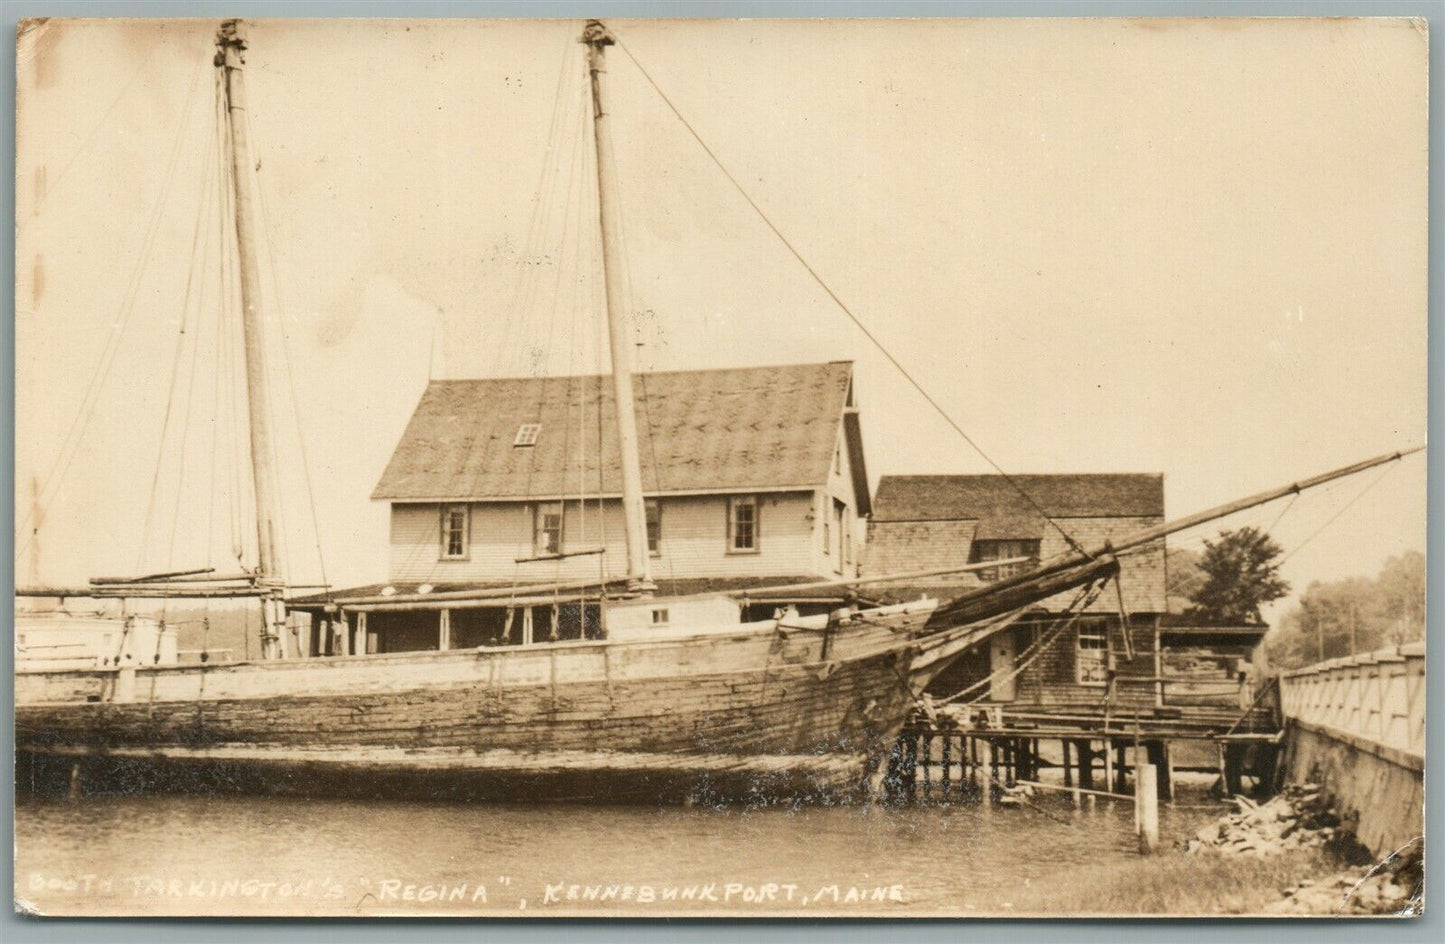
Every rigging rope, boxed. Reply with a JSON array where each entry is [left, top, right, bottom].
[[19, 46, 153, 233], [939, 581, 1106, 706], [540, 84, 590, 583], [162, 194, 215, 583], [613, 36, 1091, 561], [17, 52, 209, 564], [134, 112, 218, 575], [214, 67, 250, 567], [1278, 462, 1398, 566], [248, 100, 332, 598], [489, 34, 579, 379]]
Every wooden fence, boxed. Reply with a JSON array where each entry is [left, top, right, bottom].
[[1277, 642, 1424, 857], [1279, 641, 1424, 762]]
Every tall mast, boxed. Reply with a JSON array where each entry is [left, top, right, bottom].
[[216, 19, 289, 657], [583, 20, 654, 593]]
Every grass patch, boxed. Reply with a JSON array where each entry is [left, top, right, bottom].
[[1009, 847, 1343, 916]]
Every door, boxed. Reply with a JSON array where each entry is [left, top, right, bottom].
[[988, 631, 1017, 701]]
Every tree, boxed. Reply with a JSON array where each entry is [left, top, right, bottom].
[[1184, 526, 1290, 625], [1375, 551, 1426, 644], [1165, 545, 1206, 613], [1264, 551, 1425, 669]]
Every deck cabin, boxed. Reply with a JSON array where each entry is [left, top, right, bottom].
[[289, 361, 873, 654]]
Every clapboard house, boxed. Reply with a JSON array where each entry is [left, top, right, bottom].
[[867, 473, 1169, 710], [292, 361, 871, 653]]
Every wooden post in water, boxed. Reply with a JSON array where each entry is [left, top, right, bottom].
[[1136, 763, 1159, 853], [936, 731, 947, 792], [1103, 739, 1114, 796], [982, 742, 994, 809], [921, 734, 932, 799], [968, 735, 978, 792], [67, 762, 82, 801], [1147, 740, 1173, 802], [1215, 739, 1227, 797], [906, 734, 919, 801]]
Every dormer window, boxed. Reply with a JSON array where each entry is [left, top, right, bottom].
[[513, 423, 541, 447]]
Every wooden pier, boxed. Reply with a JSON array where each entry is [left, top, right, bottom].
[[888, 689, 1283, 804]]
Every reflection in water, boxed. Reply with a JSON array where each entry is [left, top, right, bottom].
[[15, 789, 1220, 916]]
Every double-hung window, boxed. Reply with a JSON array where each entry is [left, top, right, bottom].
[[728, 496, 759, 553], [970, 539, 1041, 582], [534, 502, 564, 556], [1076, 620, 1110, 685], [439, 504, 470, 560]]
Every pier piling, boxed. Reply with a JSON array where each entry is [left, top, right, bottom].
[[1136, 763, 1159, 853]]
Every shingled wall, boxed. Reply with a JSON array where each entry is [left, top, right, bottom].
[[868, 473, 1167, 709]]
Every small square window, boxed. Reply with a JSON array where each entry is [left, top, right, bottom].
[[514, 423, 541, 447], [651, 608, 670, 626]]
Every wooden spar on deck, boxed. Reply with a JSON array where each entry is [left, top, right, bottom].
[[17, 586, 272, 599], [89, 567, 218, 585], [1091, 445, 1424, 559], [217, 19, 289, 658], [584, 20, 654, 594], [92, 573, 258, 586], [721, 558, 1032, 599], [300, 556, 1032, 609], [929, 445, 1423, 628]]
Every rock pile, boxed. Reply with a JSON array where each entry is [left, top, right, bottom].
[[1185, 783, 1342, 857], [1266, 843, 1423, 916]]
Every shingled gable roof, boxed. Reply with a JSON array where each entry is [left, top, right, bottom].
[[373, 361, 868, 506], [872, 473, 1164, 523]]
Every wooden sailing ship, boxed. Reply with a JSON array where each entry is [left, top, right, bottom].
[[14, 19, 1419, 803]]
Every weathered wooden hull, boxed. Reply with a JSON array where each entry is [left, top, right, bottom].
[[17, 603, 947, 803]]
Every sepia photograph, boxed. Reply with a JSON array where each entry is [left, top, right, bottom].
[[11, 13, 1428, 918]]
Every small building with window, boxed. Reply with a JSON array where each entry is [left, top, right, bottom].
[[866, 473, 1169, 710], [291, 362, 871, 653]]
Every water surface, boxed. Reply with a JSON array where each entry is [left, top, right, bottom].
[[15, 787, 1221, 916]]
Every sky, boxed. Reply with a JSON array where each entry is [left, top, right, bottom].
[[13, 17, 1428, 619]]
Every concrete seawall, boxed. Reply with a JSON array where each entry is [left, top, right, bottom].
[[1279, 643, 1424, 859]]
